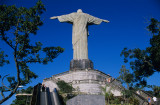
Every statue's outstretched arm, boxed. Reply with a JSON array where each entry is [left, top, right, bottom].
[[50, 16, 58, 19], [102, 19, 110, 23]]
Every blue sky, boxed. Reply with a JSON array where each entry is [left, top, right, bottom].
[[1, 0, 160, 104]]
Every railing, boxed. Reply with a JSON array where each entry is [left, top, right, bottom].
[[138, 90, 155, 105], [106, 79, 151, 105], [132, 91, 148, 105]]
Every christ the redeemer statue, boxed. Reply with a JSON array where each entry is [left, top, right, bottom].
[[50, 9, 109, 60]]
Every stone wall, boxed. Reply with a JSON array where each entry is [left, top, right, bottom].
[[42, 69, 122, 96], [66, 95, 105, 105], [73, 83, 102, 94]]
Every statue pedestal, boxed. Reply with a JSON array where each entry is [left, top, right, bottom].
[[70, 59, 94, 70], [66, 95, 105, 105]]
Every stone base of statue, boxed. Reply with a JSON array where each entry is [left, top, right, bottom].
[[66, 95, 105, 105], [70, 59, 94, 70], [43, 69, 123, 96]]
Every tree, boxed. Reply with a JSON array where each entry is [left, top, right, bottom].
[[117, 65, 135, 104], [101, 84, 116, 104], [0, 1, 64, 104], [11, 86, 33, 105], [120, 18, 160, 87], [117, 65, 133, 89], [152, 85, 160, 97]]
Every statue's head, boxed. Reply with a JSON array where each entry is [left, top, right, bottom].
[[77, 9, 83, 13]]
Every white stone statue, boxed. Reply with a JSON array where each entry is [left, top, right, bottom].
[[50, 9, 109, 60]]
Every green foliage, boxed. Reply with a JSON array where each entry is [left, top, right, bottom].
[[117, 65, 133, 89], [120, 18, 160, 87], [146, 86, 160, 98], [152, 85, 160, 97], [11, 86, 33, 105], [101, 84, 122, 104], [57, 80, 73, 93], [0, 0, 64, 104], [105, 92, 114, 101], [110, 97, 122, 104], [0, 50, 9, 66], [117, 66, 140, 104], [101, 84, 139, 104], [11, 96, 27, 105], [56, 80, 75, 105], [128, 96, 139, 105], [122, 89, 133, 99], [7, 77, 17, 90]]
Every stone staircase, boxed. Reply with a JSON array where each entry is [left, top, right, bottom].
[[108, 78, 154, 105]]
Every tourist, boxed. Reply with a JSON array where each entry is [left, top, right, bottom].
[[147, 96, 151, 105], [153, 96, 157, 105]]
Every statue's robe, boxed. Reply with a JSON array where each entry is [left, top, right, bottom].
[[57, 12, 103, 59]]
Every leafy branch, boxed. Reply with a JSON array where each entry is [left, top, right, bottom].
[[120, 18, 160, 88], [0, 0, 64, 104]]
